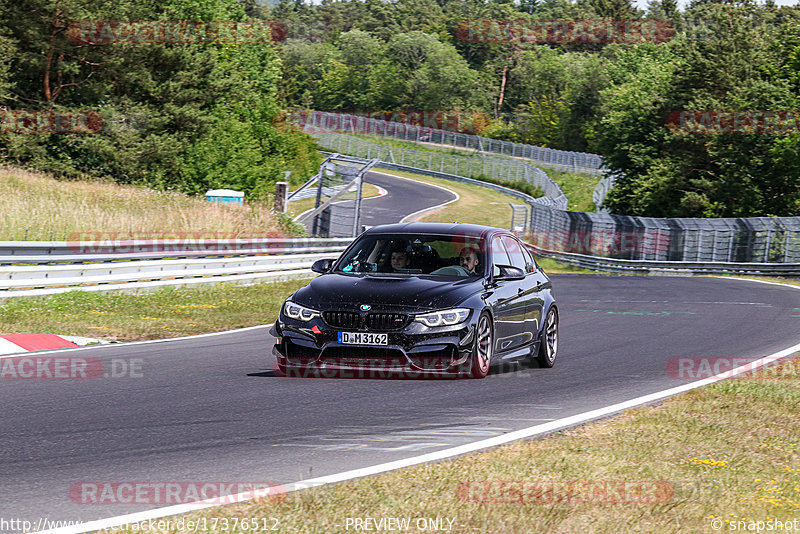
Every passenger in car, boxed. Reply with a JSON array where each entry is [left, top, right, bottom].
[[390, 248, 410, 271]]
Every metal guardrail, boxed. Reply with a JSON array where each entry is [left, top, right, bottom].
[[294, 110, 606, 176], [526, 202, 800, 264], [0, 239, 352, 298], [592, 173, 617, 213], [529, 245, 800, 276], [313, 134, 569, 210], [0, 238, 352, 264], [316, 153, 542, 207], [2, 230, 799, 298]]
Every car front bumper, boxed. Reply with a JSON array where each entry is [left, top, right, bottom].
[[272, 317, 477, 378]]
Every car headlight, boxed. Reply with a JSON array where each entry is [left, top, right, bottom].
[[415, 308, 470, 327], [283, 301, 320, 321]]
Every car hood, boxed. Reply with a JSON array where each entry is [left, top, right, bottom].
[[291, 273, 482, 312]]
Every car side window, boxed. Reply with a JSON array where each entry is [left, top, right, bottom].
[[491, 236, 512, 277], [502, 235, 529, 273]]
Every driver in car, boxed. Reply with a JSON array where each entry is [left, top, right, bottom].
[[459, 246, 480, 275]]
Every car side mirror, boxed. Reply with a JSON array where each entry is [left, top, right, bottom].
[[495, 265, 525, 281], [311, 258, 335, 274]]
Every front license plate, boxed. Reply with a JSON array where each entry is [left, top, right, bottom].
[[338, 332, 388, 345]]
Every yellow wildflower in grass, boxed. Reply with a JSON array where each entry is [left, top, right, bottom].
[[164, 304, 220, 310], [680, 457, 730, 468], [760, 441, 798, 453]]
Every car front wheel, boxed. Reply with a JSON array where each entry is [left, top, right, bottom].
[[468, 312, 493, 379], [537, 307, 558, 368]]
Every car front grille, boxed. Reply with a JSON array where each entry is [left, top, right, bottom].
[[366, 313, 410, 330], [323, 311, 410, 331], [323, 311, 361, 329]]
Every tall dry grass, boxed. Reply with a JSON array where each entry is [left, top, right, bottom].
[[0, 167, 287, 240]]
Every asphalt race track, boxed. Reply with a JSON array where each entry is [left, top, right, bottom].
[[2, 275, 800, 524], [299, 171, 456, 235]]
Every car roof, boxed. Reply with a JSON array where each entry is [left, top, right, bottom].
[[362, 222, 506, 238]]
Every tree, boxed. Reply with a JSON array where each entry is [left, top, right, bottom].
[[0, 0, 320, 196], [385, 31, 488, 110], [602, 3, 800, 217]]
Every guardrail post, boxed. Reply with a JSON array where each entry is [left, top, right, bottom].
[[765, 229, 772, 262], [274, 181, 288, 213]]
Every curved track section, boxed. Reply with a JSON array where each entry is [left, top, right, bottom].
[[299, 171, 457, 235], [2, 276, 800, 524]]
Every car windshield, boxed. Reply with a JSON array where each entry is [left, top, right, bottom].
[[335, 233, 487, 277]]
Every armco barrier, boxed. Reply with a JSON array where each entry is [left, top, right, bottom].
[[295, 110, 606, 176], [314, 154, 542, 207], [311, 134, 569, 210], [0, 239, 352, 298], [526, 203, 800, 264], [529, 245, 800, 276]]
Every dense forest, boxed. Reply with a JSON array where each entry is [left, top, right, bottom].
[[2, 0, 800, 218], [0, 0, 320, 198], [262, 0, 800, 218]]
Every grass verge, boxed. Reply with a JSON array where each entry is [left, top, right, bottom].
[[549, 169, 599, 213], [535, 256, 595, 274], [0, 166, 294, 240], [114, 358, 800, 533], [0, 279, 312, 341], [709, 275, 800, 289]]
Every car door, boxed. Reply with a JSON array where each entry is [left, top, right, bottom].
[[489, 235, 530, 355], [522, 243, 551, 328], [501, 235, 542, 345], [506, 235, 546, 332]]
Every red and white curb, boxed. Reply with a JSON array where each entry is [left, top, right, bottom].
[[0, 333, 109, 355]]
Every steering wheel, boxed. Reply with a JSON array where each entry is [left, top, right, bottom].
[[430, 265, 471, 276]]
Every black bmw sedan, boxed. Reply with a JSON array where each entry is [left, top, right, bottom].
[[272, 222, 558, 378]]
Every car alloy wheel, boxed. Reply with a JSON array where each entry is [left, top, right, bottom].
[[469, 312, 493, 379], [537, 307, 558, 368]]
